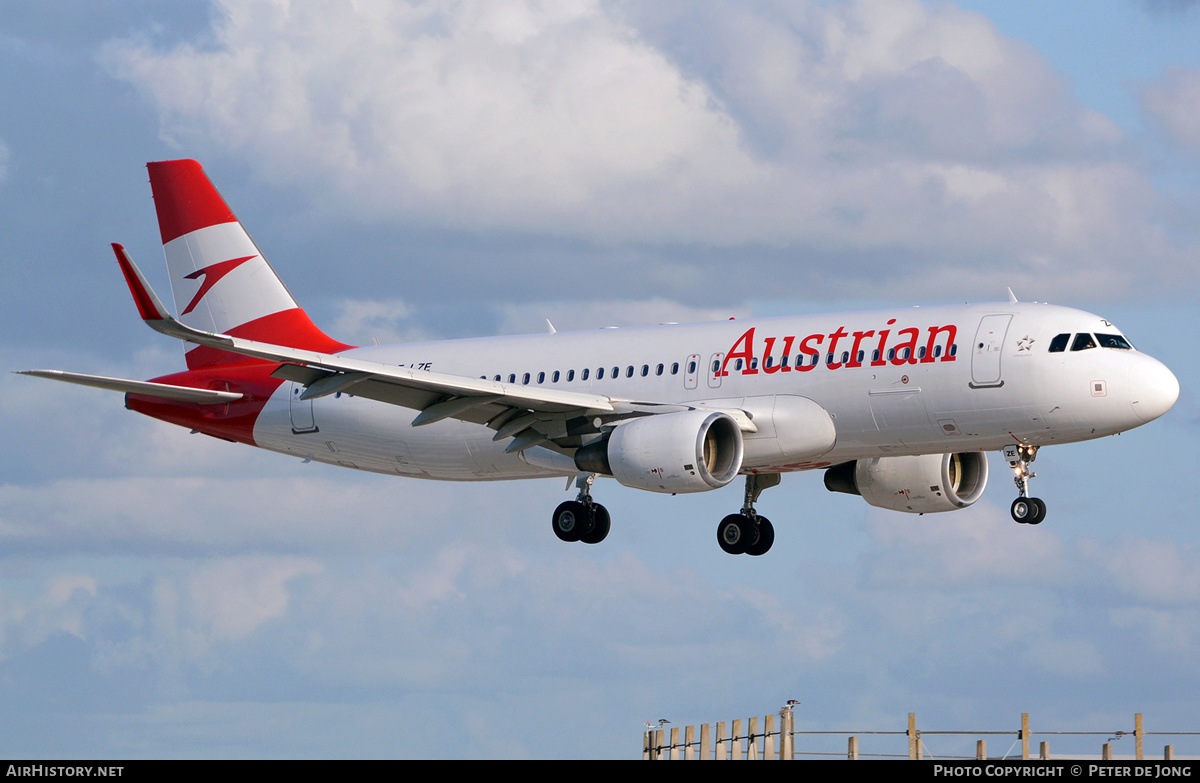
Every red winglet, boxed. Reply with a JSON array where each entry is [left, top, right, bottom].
[[112, 243, 165, 322], [147, 160, 238, 245]]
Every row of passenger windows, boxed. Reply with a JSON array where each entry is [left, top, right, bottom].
[[486, 362, 688, 386], [1048, 333, 1133, 353], [483, 343, 960, 386]]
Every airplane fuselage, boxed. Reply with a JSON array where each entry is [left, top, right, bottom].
[[130, 301, 1174, 483]]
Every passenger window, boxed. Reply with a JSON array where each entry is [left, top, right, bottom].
[[641, 365, 649, 377], [685, 361, 694, 374], [613, 366, 620, 379], [626, 366, 634, 378], [672, 363, 680, 375], [522, 373, 531, 385], [537, 372, 545, 383], [1071, 333, 1097, 351], [508, 374, 516, 384], [597, 367, 605, 380], [567, 370, 574, 381], [750, 358, 758, 370], [1096, 333, 1132, 350], [551, 371, 559, 383], [656, 364, 664, 376], [1048, 333, 1070, 353], [582, 368, 589, 381]]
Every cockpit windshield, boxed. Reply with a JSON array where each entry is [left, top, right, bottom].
[[1071, 333, 1097, 351], [1052, 332, 1134, 353], [1096, 333, 1133, 350]]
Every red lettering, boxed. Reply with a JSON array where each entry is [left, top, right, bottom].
[[778, 335, 795, 373], [891, 327, 920, 365], [846, 330, 875, 368], [923, 324, 958, 363], [872, 319, 896, 366], [760, 336, 779, 374], [826, 327, 849, 370], [797, 333, 824, 372], [722, 327, 756, 376]]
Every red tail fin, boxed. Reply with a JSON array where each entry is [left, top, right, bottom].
[[146, 160, 350, 368]]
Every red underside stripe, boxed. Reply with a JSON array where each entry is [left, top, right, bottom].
[[126, 363, 285, 446]]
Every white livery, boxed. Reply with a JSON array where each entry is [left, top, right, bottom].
[[20, 161, 1180, 556]]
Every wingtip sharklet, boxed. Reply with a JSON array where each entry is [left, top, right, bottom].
[[112, 243, 170, 323]]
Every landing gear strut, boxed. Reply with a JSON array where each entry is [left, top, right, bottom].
[[552, 473, 610, 544], [1004, 444, 1046, 525], [716, 473, 779, 556]]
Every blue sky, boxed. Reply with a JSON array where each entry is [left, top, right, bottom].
[[1, 0, 1198, 759]]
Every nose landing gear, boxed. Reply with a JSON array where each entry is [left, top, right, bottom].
[[1004, 444, 1046, 525]]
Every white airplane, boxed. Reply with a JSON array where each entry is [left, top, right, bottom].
[[20, 160, 1180, 556]]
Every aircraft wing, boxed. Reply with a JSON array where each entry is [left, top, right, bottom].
[[113, 244, 735, 451], [14, 369, 244, 404]]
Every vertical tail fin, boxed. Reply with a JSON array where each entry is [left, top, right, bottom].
[[147, 160, 349, 369]]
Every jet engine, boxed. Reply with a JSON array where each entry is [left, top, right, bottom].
[[823, 452, 988, 513], [574, 410, 744, 493]]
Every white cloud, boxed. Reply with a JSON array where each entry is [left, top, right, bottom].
[[99, 0, 1193, 299], [330, 298, 432, 346], [186, 556, 322, 641]]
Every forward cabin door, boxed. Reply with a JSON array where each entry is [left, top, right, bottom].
[[970, 314, 1012, 388]]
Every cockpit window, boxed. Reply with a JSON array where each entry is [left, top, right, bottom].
[[1048, 333, 1070, 353], [1095, 333, 1133, 350], [1071, 333, 1097, 352]]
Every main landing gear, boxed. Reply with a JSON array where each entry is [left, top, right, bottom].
[[1004, 443, 1047, 525], [552, 473, 611, 545], [716, 473, 780, 556]]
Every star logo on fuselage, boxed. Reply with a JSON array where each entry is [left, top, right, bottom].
[[1017, 335, 1035, 352], [181, 256, 257, 315]]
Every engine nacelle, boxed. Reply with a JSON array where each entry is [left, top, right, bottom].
[[574, 410, 744, 494], [824, 452, 988, 513]]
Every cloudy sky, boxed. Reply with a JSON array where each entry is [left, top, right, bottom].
[[1, 0, 1198, 759]]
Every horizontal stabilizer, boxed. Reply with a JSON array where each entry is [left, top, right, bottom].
[[15, 370, 243, 404]]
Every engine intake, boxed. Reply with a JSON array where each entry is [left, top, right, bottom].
[[575, 410, 744, 493], [824, 452, 988, 513]]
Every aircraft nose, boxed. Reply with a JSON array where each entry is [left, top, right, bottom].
[[1130, 356, 1180, 423]]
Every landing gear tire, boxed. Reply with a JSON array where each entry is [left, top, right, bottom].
[[553, 501, 589, 542], [717, 514, 751, 555], [581, 504, 610, 544], [1028, 498, 1046, 525], [1011, 497, 1047, 525], [745, 516, 774, 557]]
